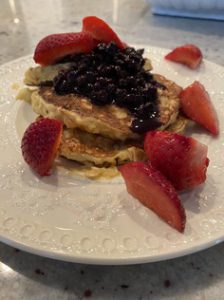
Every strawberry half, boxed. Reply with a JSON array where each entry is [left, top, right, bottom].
[[180, 81, 219, 136], [21, 118, 63, 176], [82, 16, 125, 49], [165, 44, 202, 69], [144, 131, 209, 191], [34, 32, 97, 65], [119, 162, 186, 232]]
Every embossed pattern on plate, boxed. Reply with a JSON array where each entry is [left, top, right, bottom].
[[0, 46, 224, 265]]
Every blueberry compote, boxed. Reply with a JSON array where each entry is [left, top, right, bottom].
[[53, 43, 163, 134]]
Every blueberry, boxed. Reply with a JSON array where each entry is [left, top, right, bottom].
[[107, 84, 116, 94], [126, 59, 138, 72], [75, 75, 86, 87], [137, 48, 144, 56], [56, 80, 70, 95], [125, 94, 141, 107], [125, 47, 135, 55], [136, 77, 145, 86], [130, 87, 138, 94], [144, 72, 153, 81], [97, 77, 107, 87], [78, 63, 87, 73], [107, 42, 119, 55], [116, 59, 125, 66], [96, 43, 107, 53], [104, 65, 114, 76], [114, 89, 126, 106], [97, 65, 104, 74], [147, 87, 157, 101], [86, 71, 95, 83], [94, 82, 101, 91], [119, 79, 128, 88], [126, 76, 135, 86], [53, 74, 63, 87], [86, 83, 94, 92], [73, 86, 80, 94], [91, 90, 110, 105]]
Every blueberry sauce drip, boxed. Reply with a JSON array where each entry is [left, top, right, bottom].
[[53, 43, 163, 134]]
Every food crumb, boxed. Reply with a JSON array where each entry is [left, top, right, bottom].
[[120, 284, 129, 289], [190, 262, 201, 271], [164, 280, 171, 288], [11, 83, 21, 90], [84, 289, 92, 297], [35, 268, 45, 276]]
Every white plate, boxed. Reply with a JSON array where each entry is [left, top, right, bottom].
[[0, 46, 224, 265]]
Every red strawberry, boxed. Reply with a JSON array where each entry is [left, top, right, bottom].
[[144, 131, 209, 191], [119, 162, 186, 232], [82, 16, 125, 49], [165, 44, 202, 69], [34, 32, 97, 65], [21, 118, 62, 176], [180, 81, 219, 136]]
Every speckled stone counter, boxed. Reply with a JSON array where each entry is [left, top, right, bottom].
[[1, 0, 224, 299]]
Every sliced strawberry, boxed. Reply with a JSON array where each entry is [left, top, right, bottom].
[[180, 81, 219, 135], [119, 162, 186, 232], [82, 16, 125, 49], [21, 118, 62, 176], [34, 32, 97, 65], [144, 131, 209, 191], [165, 44, 202, 69]]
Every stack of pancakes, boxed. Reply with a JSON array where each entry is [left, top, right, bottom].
[[17, 57, 187, 168]]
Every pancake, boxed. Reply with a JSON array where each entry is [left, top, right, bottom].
[[17, 73, 181, 141], [59, 127, 147, 166], [167, 114, 189, 134], [24, 63, 74, 86], [59, 114, 188, 166]]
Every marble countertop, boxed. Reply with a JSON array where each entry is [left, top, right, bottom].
[[1, 0, 224, 299]]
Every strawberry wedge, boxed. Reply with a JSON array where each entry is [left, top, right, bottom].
[[144, 131, 209, 191], [21, 118, 63, 176], [34, 32, 97, 65], [180, 81, 219, 136], [165, 44, 202, 69], [82, 16, 125, 49], [120, 162, 186, 232]]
